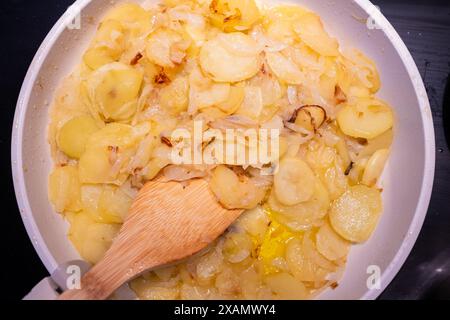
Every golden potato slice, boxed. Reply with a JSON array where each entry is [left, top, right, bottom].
[[268, 179, 330, 232], [266, 52, 303, 85], [98, 185, 133, 223], [81, 222, 120, 264], [235, 86, 263, 120], [159, 76, 189, 115], [302, 232, 336, 271], [264, 272, 307, 300], [57, 115, 100, 159], [83, 47, 120, 70], [87, 63, 143, 121], [209, 0, 261, 32], [274, 158, 316, 206], [330, 185, 382, 243], [199, 33, 261, 82], [293, 13, 339, 56], [235, 206, 270, 242], [337, 98, 394, 139], [145, 29, 185, 68], [316, 221, 350, 261], [362, 149, 390, 187], [191, 83, 231, 110], [223, 232, 253, 263], [101, 3, 151, 37], [48, 165, 82, 213], [209, 166, 267, 209], [286, 238, 328, 282], [263, 5, 309, 45], [216, 85, 245, 114]]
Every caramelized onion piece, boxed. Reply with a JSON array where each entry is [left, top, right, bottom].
[[289, 105, 327, 132]]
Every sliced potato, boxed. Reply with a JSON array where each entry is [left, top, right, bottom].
[[83, 46, 120, 70], [266, 52, 303, 85], [48, 165, 82, 213], [145, 29, 186, 68], [102, 3, 151, 37], [80, 222, 120, 264], [362, 149, 390, 187], [337, 98, 394, 139], [209, 0, 261, 32], [223, 232, 253, 263], [265, 272, 307, 300], [316, 221, 350, 261], [274, 158, 316, 206], [268, 179, 330, 232], [191, 83, 231, 110], [216, 85, 245, 114], [235, 86, 263, 120], [159, 76, 189, 115], [209, 166, 267, 209], [199, 33, 261, 82], [235, 206, 270, 242], [87, 62, 143, 121], [286, 238, 328, 282], [57, 115, 100, 159], [330, 185, 382, 243], [293, 13, 339, 56]]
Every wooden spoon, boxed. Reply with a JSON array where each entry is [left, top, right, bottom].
[[59, 178, 243, 300]]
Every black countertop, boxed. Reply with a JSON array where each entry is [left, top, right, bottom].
[[0, 0, 449, 300]]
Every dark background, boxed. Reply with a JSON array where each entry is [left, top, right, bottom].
[[0, 0, 449, 300]]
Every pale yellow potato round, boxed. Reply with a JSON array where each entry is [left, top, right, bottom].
[[330, 185, 382, 243], [316, 221, 350, 261], [286, 238, 328, 282], [362, 149, 390, 187], [235, 206, 270, 242], [48, 165, 82, 213], [83, 46, 120, 70], [209, 166, 266, 209], [81, 222, 120, 264], [235, 86, 263, 120], [216, 85, 245, 114], [101, 3, 151, 37], [98, 186, 132, 223], [293, 13, 339, 56], [269, 180, 330, 231], [191, 83, 231, 110], [337, 98, 394, 139], [87, 63, 143, 121], [94, 19, 124, 44], [209, 0, 261, 32], [132, 279, 180, 300], [264, 272, 307, 300], [223, 232, 253, 263], [217, 32, 262, 57], [199, 34, 261, 82], [145, 29, 184, 68], [302, 233, 336, 271], [266, 52, 303, 85], [264, 5, 309, 45], [159, 76, 189, 115], [57, 115, 100, 159], [274, 157, 316, 206]]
